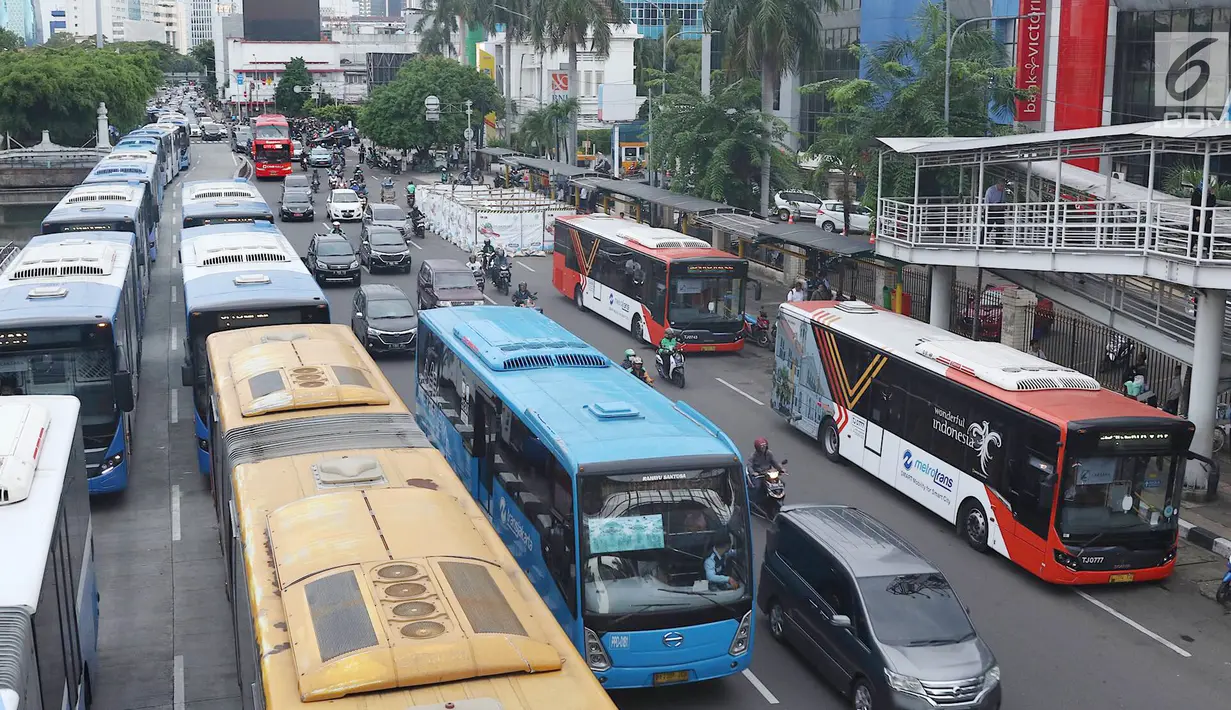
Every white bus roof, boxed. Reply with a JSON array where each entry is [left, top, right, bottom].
[[781, 301, 1100, 393], [180, 232, 307, 281], [183, 180, 262, 203], [1, 236, 133, 290], [561, 213, 714, 250], [102, 151, 158, 164], [0, 396, 81, 610], [59, 182, 147, 207]]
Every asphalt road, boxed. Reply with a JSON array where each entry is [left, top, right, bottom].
[[89, 143, 1231, 710]]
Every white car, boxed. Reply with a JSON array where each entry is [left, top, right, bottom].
[[773, 190, 823, 222], [189, 123, 201, 138], [328, 189, 363, 221], [816, 200, 872, 233], [292, 139, 303, 160]]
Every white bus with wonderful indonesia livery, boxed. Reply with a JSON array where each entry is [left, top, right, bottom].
[[0, 395, 98, 710]]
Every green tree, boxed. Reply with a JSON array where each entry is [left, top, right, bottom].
[[358, 55, 502, 157], [44, 33, 81, 49], [310, 103, 360, 126], [634, 12, 701, 118], [0, 46, 162, 145], [512, 97, 578, 159], [708, 0, 832, 216], [804, 3, 1024, 212], [189, 40, 217, 99], [0, 28, 23, 51], [274, 57, 313, 116], [112, 40, 201, 74], [649, 75, 794, 212], [531, 0, 627, 163]]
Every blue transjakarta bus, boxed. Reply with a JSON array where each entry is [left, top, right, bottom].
[[127, 126, 180, 178], [113, 135, 172, 187], [42, 200, 155, 291], [150, 118, 191, 170], [182, 178, 264, 205], [82, 159, 165, 215], [0, 395, 99, 710], [97, 150, 166, 194], [0, 233, 142, 493], [49, 181, 161, 263], [178, 222, 330, 475], [415, 305, 754, 689], [182, 199, 275, 229]]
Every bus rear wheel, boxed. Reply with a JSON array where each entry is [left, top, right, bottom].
[[631, 315, 643, 343], [820, 418, 842, 462], [958, 500, 990, 552], [574, 285, 586, 311]]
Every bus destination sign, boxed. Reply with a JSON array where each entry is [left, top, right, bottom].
[[1097, 431, 1172, 451], [684, 263, 737, 274]]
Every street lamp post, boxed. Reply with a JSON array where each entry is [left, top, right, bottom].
[[942, 11, 1042, 132]]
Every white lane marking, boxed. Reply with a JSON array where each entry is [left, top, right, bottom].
[[170, 286, 177, 303], [483, 293, 497, 305], [173, 654, 185, 710], [742, 669, 779, 704], [170, 326, 178, 352], [170, 485, 181, 542], [169, 388, 179, 424], [407, 238, 422, 250], [517, 261, 535, 272], [231, 152, 237, 166], [716, 377, 766, 406], [1074, 590, 1192, 658]]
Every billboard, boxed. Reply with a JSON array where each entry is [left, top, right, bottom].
[[366, 53, 416, 87], [244, 0, 320, 42], [1014, 0, 1045, 121]]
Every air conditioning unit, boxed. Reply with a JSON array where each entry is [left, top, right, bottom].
[[1112, 171, 1125, 181]]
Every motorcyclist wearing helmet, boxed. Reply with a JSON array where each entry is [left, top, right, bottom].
[[512, 281, 532, 306], [620, 348, 636, 371], [658, 327, 680, 357], [330, 221, 344, 236], [480, 238, 496, 269], [749, 437, 781, 474], [493, 247, 510, 269], [628, 356, 652, 384]]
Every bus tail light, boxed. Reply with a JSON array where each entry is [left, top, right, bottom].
[[729, 611, 752, 655], [583, 628, 611, 671]]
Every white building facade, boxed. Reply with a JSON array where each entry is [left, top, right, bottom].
[[223, 39, 346, 110], [153, 0, 188, 52], [187, 0, 210, 47]]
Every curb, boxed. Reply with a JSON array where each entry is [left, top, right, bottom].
[[1179, 518, 1231, 558]]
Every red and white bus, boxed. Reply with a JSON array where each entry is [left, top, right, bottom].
[[553, 214, 748, 352], [773, 299, 1206, 585], [251, 114, 292, 179]]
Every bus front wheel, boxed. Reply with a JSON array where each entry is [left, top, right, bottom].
[[574, 285, 586, 311], [958, 500, 990, 552], [631, 315, 643, 342]]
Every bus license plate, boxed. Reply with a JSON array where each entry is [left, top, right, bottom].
[[1109, 573, 1135, 583], [653, 671, 690, 685], [701, 345, 716, 352]]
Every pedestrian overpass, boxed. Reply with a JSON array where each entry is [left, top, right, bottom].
[[872, 119, 1231, 486]]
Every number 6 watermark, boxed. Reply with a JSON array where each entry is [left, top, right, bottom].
[[1155, 32, 1229, 108]]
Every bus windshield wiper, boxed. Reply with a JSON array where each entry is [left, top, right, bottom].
[[606, 602, 682, 628], [658, 587, 740, 615]]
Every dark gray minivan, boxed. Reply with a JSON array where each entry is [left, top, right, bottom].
[[758, 505, 1000, 710]]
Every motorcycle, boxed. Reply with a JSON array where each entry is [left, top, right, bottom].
[[469, 261, 485, 291], [746, 459, 789, 520], [1218, 554, 1231, 605], [514, 292, 543, 313], [495, 263, 512, 295], [440, 167, 449, 183], [1100, 334, 1134, 373], [407, 213, 426, 239], [406, 187, 416, 208], [493, 170, 524, 189], [310, 174, 320, 194], [655, 343, 686, 388], [742, 309, 772, 348], [1214, 403, 1229, 454]]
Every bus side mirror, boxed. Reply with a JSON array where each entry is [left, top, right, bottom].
[[113, 371, 135, 413], [181, 363, 193, 388]]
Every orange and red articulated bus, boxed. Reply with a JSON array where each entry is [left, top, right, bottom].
[[250, 114, 292, 178], [773, 300, 1210, 585], [552, 214, 748, 352]]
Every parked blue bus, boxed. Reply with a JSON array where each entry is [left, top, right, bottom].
[[149, 119, 191, 170], [82, 160, 165, 217], [97, 150, 166, 193], [113, 136, 172, 187], [414, 305, 754, 689], [0, 233, 142, 493], [182, 178, 263, 205], [182, 199, 275, 229], [49, 181, 161, 263], [0, 395, 99, 710], [43, 198, 156, 285], [127, 127, 179, 178], [178, 223, 330, 474]]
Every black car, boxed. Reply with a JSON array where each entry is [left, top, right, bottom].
[[280, 191, 314, 222], [200, 122, 225, 141], [232, 127, 252, 153], [359, 224, 412, 273], [304, 233, 361, 286], [417, 259, 485, 310], [351, 284, 418, 354], [759, 505, 1001, 710], [307, 146, 334, 168]]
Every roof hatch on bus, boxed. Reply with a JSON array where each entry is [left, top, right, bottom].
[[229, 338, 391, 416], [267, 488, 562, 701], [915, 340, 1101, 391], [0, 403, 51, 504], [834, 300, 876, 314], [190, 238, 292, 267], [9, 242, 117, 280], [454, 320, 606, 371]]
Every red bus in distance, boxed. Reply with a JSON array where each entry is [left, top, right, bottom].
[[251, 114, 292, 179]]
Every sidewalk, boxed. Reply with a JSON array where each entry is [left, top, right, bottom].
[[1180, 478, 1231, 557]]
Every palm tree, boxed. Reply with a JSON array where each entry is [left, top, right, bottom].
[[707, 0, 834, 217], [514, 97, 579, 158], [531, 0, 628, 164]]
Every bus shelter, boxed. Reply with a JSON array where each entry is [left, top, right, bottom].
[[475, 146, 523, 176], [568, 175, 739, 234], [502, 156, 598, 200]]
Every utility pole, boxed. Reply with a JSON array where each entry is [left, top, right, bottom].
[[95, 0, 104, 48]]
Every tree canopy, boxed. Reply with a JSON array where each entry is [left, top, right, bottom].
[[0, 28, 22, 51], [189, 40, 217, 99], [113, 41, 202, 75], [358, 55, 502, 155], [275, 57, 314, 116], [310, 103, 360, 126], [0, 46, 162, 145], [633, 13, 700, 118]]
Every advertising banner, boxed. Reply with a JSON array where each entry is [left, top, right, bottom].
[[1014, 0, 1046, 121]]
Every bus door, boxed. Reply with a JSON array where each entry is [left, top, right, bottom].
[[1003, 420, 1060, 552], [863, 381, 905, 485], [477, 394, 500, 514]]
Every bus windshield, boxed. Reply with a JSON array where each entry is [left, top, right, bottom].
[[0, 349, 115, 425], [668, 270, 744, 327], [579, 467, 751, 630], [254, 144, 290, 162], [1057, 454, 1181, 537], [254, 124, 289, 140]]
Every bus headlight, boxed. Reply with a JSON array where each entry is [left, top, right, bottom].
[[583, 627, 612, 671], [101, 452, 124, 474], [729, 610, 752, 655]]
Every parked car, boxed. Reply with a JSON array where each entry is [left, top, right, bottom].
[[200, 122, 225, 141], [417, 259, 485, 310], [279, 190, 315, 222], [960, 285, 1055, 340], [774, 189, 824, 222], [327, 188, 363, 221], [304, 233, 360, 286], [352, 284, 418, 355], [816, 200, 873, 233], [759, 505, 1001, 710], [307, 146, 334, 168], [364, 203, 408, 235], [359, 224, 412, 273], [231, 126, 252, 153]]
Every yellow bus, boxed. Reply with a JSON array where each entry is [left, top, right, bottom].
[[204, 324, 617, 710]]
